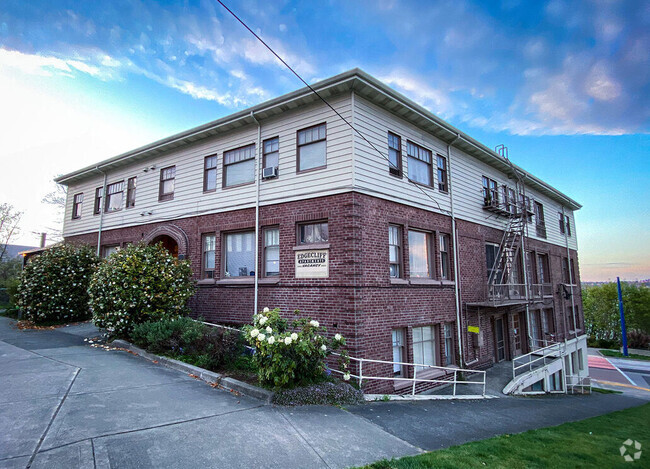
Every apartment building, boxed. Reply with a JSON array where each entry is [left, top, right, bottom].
[[56, 69, 587, 394]]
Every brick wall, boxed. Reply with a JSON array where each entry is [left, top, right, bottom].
[[66, 192, 583, 394]]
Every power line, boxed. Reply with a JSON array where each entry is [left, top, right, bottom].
[[215, 0, 449, 216]]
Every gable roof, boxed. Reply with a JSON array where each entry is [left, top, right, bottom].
[[55, 69, 581, 210]]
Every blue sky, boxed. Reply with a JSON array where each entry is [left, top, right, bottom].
[[0, 0, 648, 281]]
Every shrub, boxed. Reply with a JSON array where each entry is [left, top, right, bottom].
[[89, 243, 195, 337], [273, 382, 365, 406], [17, 244, 100, 324], [628, 330, 650, 350], [242, 308, 349, 389], [131, 316, 244, 371]]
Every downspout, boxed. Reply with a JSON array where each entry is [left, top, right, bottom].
[[251, 111, 261, 316], [562, 207, 578, 340], [96, 168, 108, 256], [446, 133, 465, 367]]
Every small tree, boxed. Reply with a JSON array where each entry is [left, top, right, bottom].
[[89, 243, 195, 337], [0, 203, 22, 263], [243, 308, 349, 389], [17, 244, 100, 323]]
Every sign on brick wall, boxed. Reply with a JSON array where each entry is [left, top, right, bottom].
[[295, 249, 329, 278]]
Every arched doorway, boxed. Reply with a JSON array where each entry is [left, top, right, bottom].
[[151, 235, 179, 258]]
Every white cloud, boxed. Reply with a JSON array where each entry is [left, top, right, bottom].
[[380, 71, 452, 117], [584, 61, 622, 101]]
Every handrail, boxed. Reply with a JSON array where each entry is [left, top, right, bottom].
[[512, 341, 564, 379], [196, 318, 487, 396]]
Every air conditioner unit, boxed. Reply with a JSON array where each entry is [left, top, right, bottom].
[[262, 166, 278, 179]]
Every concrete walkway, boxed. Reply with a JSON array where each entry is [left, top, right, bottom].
[[1, 317, 647, 468]]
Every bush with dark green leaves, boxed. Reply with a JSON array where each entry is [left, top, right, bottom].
[[89, 243, 195, 337], [131, 316, 245, 371], [17, 244, 100, 324]]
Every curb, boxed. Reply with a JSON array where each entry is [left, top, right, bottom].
[[111, 339, 274, 404]]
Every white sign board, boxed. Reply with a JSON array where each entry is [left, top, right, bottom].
[[295, 249, 329, 278]]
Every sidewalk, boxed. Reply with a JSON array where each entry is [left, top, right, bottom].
[[1, 316, 647, 468]]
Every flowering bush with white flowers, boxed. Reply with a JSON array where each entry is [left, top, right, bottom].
[[89, 243, 195, 337], [243, 307, 349, 389], [17, 244, 100, 324]]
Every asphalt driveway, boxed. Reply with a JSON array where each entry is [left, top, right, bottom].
[[1, 316, 647, 468]]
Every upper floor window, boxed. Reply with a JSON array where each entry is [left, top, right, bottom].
[[534, 201, 546, 238], [537, 253, 550, 284], [72, 193, 83, 219], [224, 231, 255, 277], [505, 187, 517, 214], [201, 233, 216, 279], [105, 181, 124, 212], [159, 166, 176, 201], [297, 123, 326, 172], [439, 233, 451, 280], [298, 221, 329, 245], [408, 230, 431, 278], [94, 187, 102, 215], [407, 141, 432, 186], [388, 225, 402, 278], [126, 177, 137, 208], [263, 137, 279, 170], [388, 132, 402, 177], [224, 144, 255, 188], [519, 193, 532, 223], [558, 212, 565, 234], [482, 176, 498, 205], [204, 155, 217, 192], [565, 215, 571, 236], [436, 155, 448, 192], [562, 257, 571, 284], [263, 227, 280, 277], [485, 243, 502, 282]]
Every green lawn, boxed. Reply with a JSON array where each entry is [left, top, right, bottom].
[[600, 349, 650, 361], [364, 403, 649, 469]]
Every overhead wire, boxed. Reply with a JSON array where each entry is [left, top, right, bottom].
[[215, 0, 450, 216]]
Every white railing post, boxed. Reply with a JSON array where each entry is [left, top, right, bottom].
[[358, 359, 363, 388], [482, 372, 486, 396], [453, 369, 457, 396], [412, 367, 417, 395]]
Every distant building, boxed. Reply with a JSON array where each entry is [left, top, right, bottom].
[[54, 69, 588, 395]]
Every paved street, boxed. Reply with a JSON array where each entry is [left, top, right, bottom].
[[588, 348, 650, 399], [1, 316, 648, 469]]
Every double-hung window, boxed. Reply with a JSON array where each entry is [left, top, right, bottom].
[[224, 144, 255, 187], [204, 156, 217, 192], [537, 253, 550, 284], [264, 227, 280, 277], [263, 137, 279, 170], [224, 231, 255, 277], [298, 222, 328, 245], [519, 193, 532, 223], [485, 243, 502, 282], [407, 141, 432, 186], [126, 177, 136, 208], [388, 132, 402, 177], [439, 233, 451, 280], [72, 193, 83, 219], [564, 215, 571, 236], [408, 230, 431, 278], [388, 225, 402, 278], [558, 212, 565, 234], [202, 233, 216, 279], [444, 323, 455, 365], [94, 187, 102, 215], [506, 187, 516, 214], [105, 181, 124, 212], [534, 202, 546, 238], [392, 329, 406, 377], [102, 245, 120, 258], [482, 176, 498, 205], [437, 155, 448, 192], [297, 123, 326, 172], [159, 166, 176, 201], [413, 326, 437, 371]]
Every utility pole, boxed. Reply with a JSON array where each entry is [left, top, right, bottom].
[[617, 277, 628, 356]]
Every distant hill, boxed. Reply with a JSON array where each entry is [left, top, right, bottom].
[[1, 244, 39, 261]]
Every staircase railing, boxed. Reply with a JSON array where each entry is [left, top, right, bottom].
[[512, 341, 565, 379]]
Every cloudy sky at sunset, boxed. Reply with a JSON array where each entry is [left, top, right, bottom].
[[0, 0, 648, 281]]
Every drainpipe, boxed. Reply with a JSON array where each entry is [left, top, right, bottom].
[[96, 167, 108, 256], [251, 111, 261, 316], [562, 207, 578, 340], [446, 133, 464, 367]]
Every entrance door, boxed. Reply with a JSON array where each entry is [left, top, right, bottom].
[[495, 317, 506, 362], [513, 312, 524, 357]]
